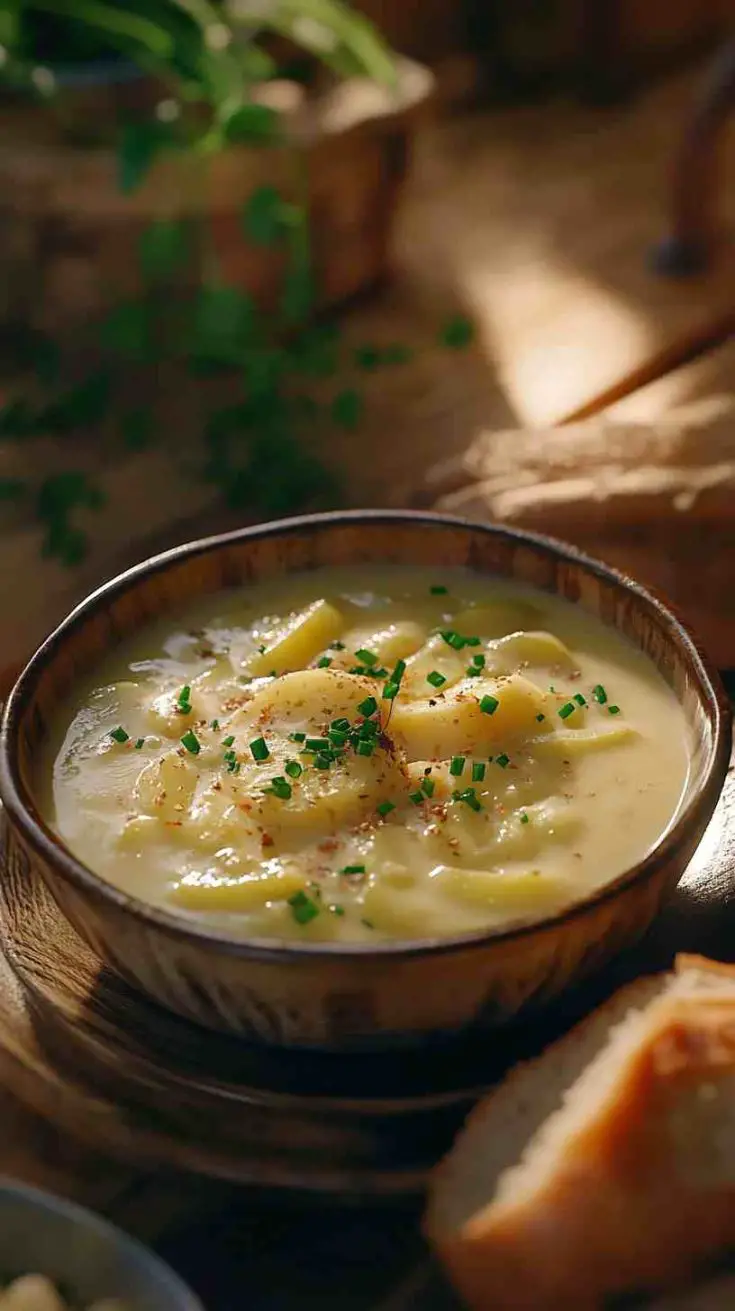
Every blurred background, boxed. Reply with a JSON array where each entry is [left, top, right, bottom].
[[1, 0, 734, 680]]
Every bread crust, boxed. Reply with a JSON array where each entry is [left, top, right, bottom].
[[427, 992, 735, 1311]]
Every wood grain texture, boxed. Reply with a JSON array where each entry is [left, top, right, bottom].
[[1, 514, 728, 1047]]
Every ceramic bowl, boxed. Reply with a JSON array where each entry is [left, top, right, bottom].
[[0, 512, 730, 1049], [0, 1177, 201, 1308]]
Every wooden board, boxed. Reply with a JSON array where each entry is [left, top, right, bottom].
[[0, 749, 733, 1306]]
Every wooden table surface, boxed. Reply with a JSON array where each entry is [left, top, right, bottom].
[[1, 53, 734, 1309]]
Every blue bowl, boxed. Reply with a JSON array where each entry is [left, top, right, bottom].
[[0, 1178, 202, 1310]]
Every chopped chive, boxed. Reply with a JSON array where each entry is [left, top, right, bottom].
[[181, 730, 201, 755], [479, 694, 500, 716], [452, 787, 482, 812], [257, 644, 266, 655], [471, 761, 486, 782], [558, 702, 575, 720], [329, 904, 345, 916], [390, 658, 407, 684], [520, 812, 529, 825], [250, 736, 270, 761], [355, 648, 378, 666], [430, 585, 448, 594], [331, 716, 350, 731], [222, 735, 235, 747], [330, 640, 346, 651], [573, 693, 587, 706], [110, 726, 129, 744], [471, 653, 486, 666], [467, 653, 486, 675], [382, 681, 399, 700], [305, 737, 330, 751], [592, 684, 607, 705], [535, 713, 546, 722], [549, 685, 556, 693], [317, 656, 332, 668], [356, 739, 375, 757], [228, 760, 240, 774], [409, 790, 424, 805], [357, 696, 377, 718], [440, 629, 465, 650], [134, 738, 145, 750], [289, 731, 306, 743], [463, 636, 481, 647], [426, 670, 446, 688], [329, 729, 349, 747], [314, 754, 332, 769], [421, 776, 435, 797], [376, 800, 395, 817], [223, 749, 237, 764], [495, 753, 510, 768], [466, 665, 483, 677], [449, 755, 466, 777], [288, 890, 319, 925], [341, 864, 365, 875], [176, 685, 191, 713], [608, 705, 621, 715], [264, 776, 292, 800], [210, 719, 220, 731], [285, 759, 303, 779]]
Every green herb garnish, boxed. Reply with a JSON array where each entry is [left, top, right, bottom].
[[382, 681, 399, 700], [331, 716, 351, 731], [314, 754, 332, 769], [288, 890, 319, 925], [449, 755, 466, 777], [357, 696, 377, 718], [471, 761, 486, 782], [452, 787, 482, 812], [110, 726, 129, 744], [264, 776, 292, 800], [608, 705, 621, 715], [285, 759, 303, 779], [305, 737, 330, 752], [356, 739, 375, 757], [573, 693, 586, 706], [592, 684, 608, 704], [317, 656, 332, 668], [376, 800, 395, 817], [390, 658, 407, 684], [176, 685, 191, 713], [250, 736, 270, 761], [329, 904, 345, 916], [520, 812, 529, 825], [495, 753, 510, 768], [181, 730, 201, 755], [440, 629, 465, 650], [210, 719, 220, 731], [421, 776, 435, 797], [558, 702, 575, 720], [330, 640, 346, 651], [355, 648, 378, 666], [426, 670, 446, 688], [430, 585, 448, 594], [409, 791, 424, 805], [536, 713, 546, 722], [289, 732, 306, 743], [479, 694, 499, 716], [341, 864, 365, 875], [134, 738, 145, 750], [222, 735, 235, 747]]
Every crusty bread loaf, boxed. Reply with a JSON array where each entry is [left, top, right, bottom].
[[425, 957, 735, 1311]]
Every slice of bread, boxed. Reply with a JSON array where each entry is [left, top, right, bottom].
[[425, 957, 735, 1311]]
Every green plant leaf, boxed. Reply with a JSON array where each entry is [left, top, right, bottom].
[[223, 102, 280, 146], [331, 387, 363, 429], [37, 472, 105, 519], [289, 325, 339, 378], [41, 522, 89, 567], [100, 302, 151, 359], [40, 371, 111, 433], [118, 123, 166, 195], [139, 220, 189, 280], [189, 285, 256, 364], [280, 264, 315, 328], [0, 397, 35, 440], [440, 315, 475, 350], [257, 0, 397, 87], [242, 186, 290, 248]]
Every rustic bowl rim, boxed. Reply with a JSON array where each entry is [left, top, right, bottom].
[[0, 509, 730, 964]]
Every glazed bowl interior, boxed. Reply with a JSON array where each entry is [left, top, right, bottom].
[[0, 1177, 201, 1309], [0, 511, 730, 1047]]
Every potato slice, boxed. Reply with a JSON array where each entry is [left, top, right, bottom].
[[401, 634, 466, 699], [238, 666, 379, 733], [390, 675, 549, 761], [245, 600, 344, 676], [485, 630, 576, 675], [330, 621, 426, 671], [171, 866, 306, 911], [133, 750, 197, 820], [531, 724, 637, 756], [430, 863, 570, 911], [451, 601, 542, 640]]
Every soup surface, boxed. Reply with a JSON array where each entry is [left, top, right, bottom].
[[43, 565, 691, 943]]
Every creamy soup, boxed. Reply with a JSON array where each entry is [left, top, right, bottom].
[[42, 565, 691, 943]]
